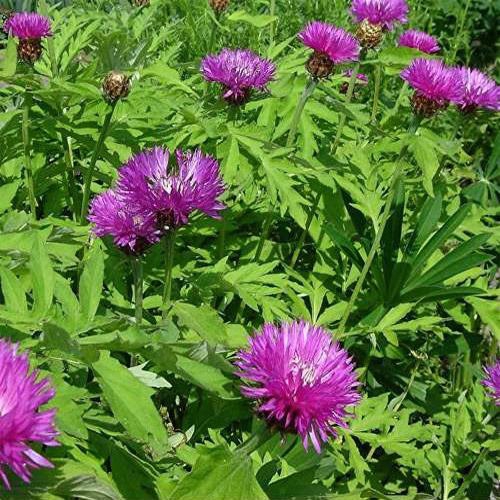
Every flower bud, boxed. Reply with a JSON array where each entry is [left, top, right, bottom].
[[410, 93, 447, 118], [102, 71, 130, 104], [306, 52, 334, 79], [209, 0, 230, 14], [355, 19, 384, 49]]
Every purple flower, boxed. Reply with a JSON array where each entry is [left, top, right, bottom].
[[0, 339, 58, 490], [236, 320, 361, 453], [116, 147, 225, 230], [351, 0, 408, 30], [298, 21, 360, 64], [398, 30, 440, 54], [343, 70, 369, 84], [3, 12, 52, 39], [454, 67, 500, 112], [482, 360, 500, 405], [88, 189, 160, 254], [201, 49, 276, 105], [401, 58, 462, 116]]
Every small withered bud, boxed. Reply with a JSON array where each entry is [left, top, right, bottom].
[[209, 0, 230, 14], [18, 38, 43, 64], [410, 93, 447, 118], [132, 0, 150, 6], [306, 52, 334, 79], [355, 19, 384, 49], [102, 71, 130, 104]]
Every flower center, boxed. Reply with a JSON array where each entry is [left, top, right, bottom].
[[290, 355, 318, 386]]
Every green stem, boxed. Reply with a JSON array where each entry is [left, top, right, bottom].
[[208, 12, 220, 53], [254, 78, 317, 262], [217, 216, 226, 260], [291, 68, 359, 268], [132, 256, 144, 325], [371, 63, 382, 123], [336, 116, 421, 337], [22, 89, 37, 220], [331, 61, 360, 152], [269, 0, 276, 46], [237, 424, 274, 455], [448, 0, 472, 63], [80, 103, 116, 223], [162, 231, 176, 321]]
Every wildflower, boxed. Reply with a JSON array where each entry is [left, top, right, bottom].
[[398, 29, 440, 54], [201, 48, 275, 105], [3, 12, 52, 63], [454, 67, 500, 113], [0, 339, 58, 489], [116, 147, 225, 230], [298, 21, 360, 79], [236, 320, 361, 453], [102, 71, 130, 104], [351, 0, 408, 48], [482, 360, 500, 405], [401, 58, 461, 117], [340, 69, 368, 93], [88, 189, 160, 255]]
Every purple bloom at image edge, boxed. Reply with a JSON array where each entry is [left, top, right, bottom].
[[401, 58, 462, 104], [201, 49, 276, 103], [454, 67, 500, 112], [298, 21, 360, 63], [3, 12, 52, 39], [235, 320, 361, 453], [351, 0, 409, 30], [482, 360, 500, 405], [398, 29, 440, 54], [0, 339, 58, 490]]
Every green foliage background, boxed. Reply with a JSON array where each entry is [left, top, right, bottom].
[[0, 0, 498, 498]]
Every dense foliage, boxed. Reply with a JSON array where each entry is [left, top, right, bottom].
[[0, 0, 499, 498]]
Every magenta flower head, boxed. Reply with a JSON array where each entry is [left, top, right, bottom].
[[351, 0, 408, 49], [298, 21, 360, 79], [3, 12, 52, 64], [88, 189, 160, 255], [117, 147, 225, 231], [482, 360, 500, 405], [0, 339, 58, 489], [236, 320, 361, 453], [201, 49, 275, 105], [454, 67, 500, 113], [401, 58, 462, 117], [398, 30, 440, 54]]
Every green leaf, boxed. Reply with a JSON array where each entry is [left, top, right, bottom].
[[409, 135, 440, 197], [79, 243, 105, 324], [0, 267, 27, 312], [92, 353, 169, 456], [227, 10, 277, 28], [0, 35, 17, 77], [167, 446, 267, 500], [0, 181, 19, 214], [30, 232, 55, 317], [173, 302, 229, 346], [466, 297, 500, 341]]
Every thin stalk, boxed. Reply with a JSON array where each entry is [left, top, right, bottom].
[[132, 257, 144, 325], [22, 89, 37, 220], [217, 217, 226, 260], [371, 63, 382, 123], [331, 62, 360, 152], [254, 78, 317, 262], [80, 103, 116, 223], [448, 0, 472, 63], [290, 68, 359, 268], [269, 0, 276, 46], [162, 230, 177, 321], [236, 424, 274, 455], [208, 12, 220, 53], [336, 116, 421, 337]]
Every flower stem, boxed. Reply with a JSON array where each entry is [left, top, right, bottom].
[[132, 256, 144, 325], [237, 424, 274, 455], [208, 12, 220, 53], [331, 62, 360, 152], [254, 78, 317, 262], [22, 89, 37, 220], [80, 102, 117, 223], [448, 0, 472, 63], [162, 230, 177, 321], [336, 116, 421, 337], [269, 0, 276, 46], [371, 63, 382, 123], [290, 68, 360, 268]]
